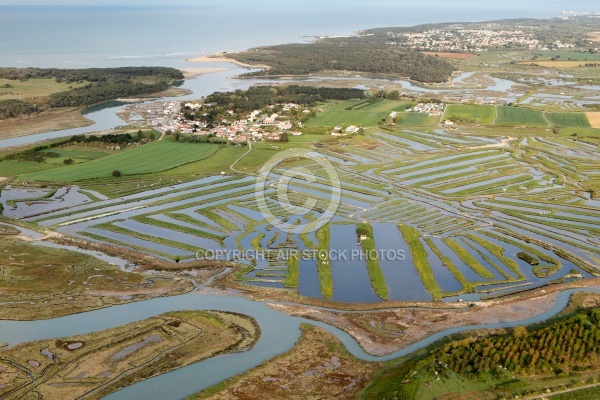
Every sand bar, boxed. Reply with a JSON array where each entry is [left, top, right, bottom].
[[180, 67, 230, 78], [187, 53, 271, 70]]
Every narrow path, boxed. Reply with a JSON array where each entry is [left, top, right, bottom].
[[491, 104, 498, 125], [523, 381, 600, 400], [542, 110, 552, 126], [438, 104, 447, 125], [230, 139, 254, 175]]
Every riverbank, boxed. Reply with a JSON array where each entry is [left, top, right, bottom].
[[267, 279, 600, 356], [0, 109, 94, 140], [0, 310, 259, 399], [193, 324, 381, 400]]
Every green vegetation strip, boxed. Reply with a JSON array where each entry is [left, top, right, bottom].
[[166, 212, 227, 234], [79, 231, 189, 260], [92, 221, 202, 255], [285, 254, 299, 288], [133, 215, 226, 245], [442, 238, 495, 279], [423, 237, 473, 294], [399, 225, 442, 300], [481, 230, 561, 278], [315, 224, 333, 299], [356, 223, 388, 300], [197, 208, 240, 232], [464, 234, 523, 279], [460, 237, 515, 281]]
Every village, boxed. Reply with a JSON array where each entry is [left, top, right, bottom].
[[121, 98, 457, 141], [386, 24, 575, 52], [120, 100, 308, 143]]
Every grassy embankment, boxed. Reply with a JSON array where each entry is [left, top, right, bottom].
[[423, 237, 474, 294], [482, 230, 562, 278], [398, 224, 442, 300], [315, 224, 333, 298], [356, 223, 388, 300], [442, 237, 496, 279]]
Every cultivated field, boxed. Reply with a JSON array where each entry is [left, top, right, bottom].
[[396, 113, 440, 126], [546, 112, 591, 128], [586, 112, 600, 128], [494, 106, 548, 126], [444, 104, 495, 124], [305, 99, 413, 127], [20, 141, 220, 182]]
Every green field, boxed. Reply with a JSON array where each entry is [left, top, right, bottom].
[[546, 112, 591, 128], [396, 113, 440, 126], [0, 78, 87, 101], [156, 145, 246, 176], [20, 141, 220, 182], [305, 99, 414, 128], [350, 100, 415, 113], [44, 148, 111, 165], [494, 106, 548, 126], [52, 149, 110, 160], [0, 160, 59, 176], [444, 104, 495, 124]]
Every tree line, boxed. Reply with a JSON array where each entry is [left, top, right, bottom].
[[0, 67, 183, 83], [183, 85, 362, 128], [0, 99, 38, 119], [204, 85, 364, 113], [433, 308, 600, 379], [227, 42, 455, 83], [0, 67, 183, 119]]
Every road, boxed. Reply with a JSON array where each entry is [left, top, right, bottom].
[[522, 381, 600, 399], [156, 101, 182, 140]]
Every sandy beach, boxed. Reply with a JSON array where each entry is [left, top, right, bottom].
[[186, 53, 271, 70], [180, 67, 230, 78]]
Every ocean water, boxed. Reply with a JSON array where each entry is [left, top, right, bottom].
[[0, 2, 588, 69]]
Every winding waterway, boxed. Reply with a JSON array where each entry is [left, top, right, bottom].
[[0, 286, 597, 400]]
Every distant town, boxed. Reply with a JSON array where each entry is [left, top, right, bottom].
[[385, 25, 575, 52]]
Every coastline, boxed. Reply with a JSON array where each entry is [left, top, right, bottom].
[[186, 53, 271, 71]]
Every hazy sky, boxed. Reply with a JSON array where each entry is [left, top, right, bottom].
[[0, 0, 597, 8]]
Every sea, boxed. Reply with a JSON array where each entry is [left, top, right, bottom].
[[0, 1, 597, 69]]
